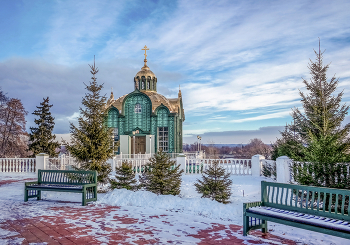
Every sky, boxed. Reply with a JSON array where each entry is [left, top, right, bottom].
[[1, 0, 350, 144]]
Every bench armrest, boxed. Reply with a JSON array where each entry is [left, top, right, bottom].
[[243, 201, 263, 210], [83, 183, 97, 188], [25, 181, 38, 187]]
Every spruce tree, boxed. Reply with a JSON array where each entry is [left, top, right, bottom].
[[271, 124, 305, 161], [194, 160, 232, 204], [66, 59, 114, 184], [29, 97, 59, 157], [292, 41, 350, 141], [110, 161, 138, 190], [285, 41, 350, 188], [139, 150, 184, 195]]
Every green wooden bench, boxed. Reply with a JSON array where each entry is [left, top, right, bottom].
[[243, 181, 350, 239], [24, 170, 97, 206]]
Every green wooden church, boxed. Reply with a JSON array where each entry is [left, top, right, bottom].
[[106, 46, 185, 155]]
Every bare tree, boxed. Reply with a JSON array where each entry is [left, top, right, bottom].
[[0, 98, 29, 157], [244, 138, 272, 159]]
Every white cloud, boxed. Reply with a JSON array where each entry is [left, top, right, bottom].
[[230, 110, 291, 123]]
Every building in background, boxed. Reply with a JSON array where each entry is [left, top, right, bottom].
[[106, 46, 185, 155]]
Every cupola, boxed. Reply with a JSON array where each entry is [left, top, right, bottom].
[[134, 45, 157, 92]]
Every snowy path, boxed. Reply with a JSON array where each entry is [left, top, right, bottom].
[[0, 173, 348, 244]]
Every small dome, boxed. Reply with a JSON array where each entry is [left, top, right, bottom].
[[135, 65, 156, 79]]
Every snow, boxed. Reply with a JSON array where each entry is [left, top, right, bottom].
[[97, 174, 262, 223], [0, 172, 349, 244]]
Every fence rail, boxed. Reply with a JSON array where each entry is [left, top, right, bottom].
[[46, 155, 80, 170], [0, 158, 36, 173], [185, 158, 251, 175]]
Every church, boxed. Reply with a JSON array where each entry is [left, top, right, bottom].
[[106, 46, 185, 155]]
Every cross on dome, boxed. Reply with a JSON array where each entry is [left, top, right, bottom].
[[142, 45, 149, 59], [141, 45, 149, 67]]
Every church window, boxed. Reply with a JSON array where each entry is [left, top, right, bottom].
[[158, 127, 168, 152], [111, 128, 119, 154], [147, 81, 150, 89], [134, 103, 142, 113], [141, 81, 145, 89]]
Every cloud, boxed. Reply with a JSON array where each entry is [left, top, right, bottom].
[[42, 0, 125, 65], [2, 0, 350, 143], [230, 110, 291, 123], [0, 57, 147, 133], [184, 126, 285, 144]]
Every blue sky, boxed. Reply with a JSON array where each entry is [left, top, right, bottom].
[[1, 0, 350, 144]]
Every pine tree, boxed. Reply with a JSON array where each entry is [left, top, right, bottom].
[[139, 150, 184, 195], [288, 41, 350, 189], [66, 59, 114, 184], [194, 160, 232, 204], [110, 161, 138, 190], [29, 97, 59, 157]]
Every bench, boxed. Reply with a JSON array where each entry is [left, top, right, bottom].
[[24, 170, 97, 206], [243, 181, 350, 239]]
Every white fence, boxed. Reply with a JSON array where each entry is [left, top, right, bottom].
[[46, 155, 80, 170], [113, 158, 149, 173], [185, 158, 252, 175], [0, 158, 36, 173], [0, 154, 265, 178]]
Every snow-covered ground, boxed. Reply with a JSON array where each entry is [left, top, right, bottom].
[[0, 172, 348, 244]]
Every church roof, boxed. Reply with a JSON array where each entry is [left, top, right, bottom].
[[109, 90, 181, 114]]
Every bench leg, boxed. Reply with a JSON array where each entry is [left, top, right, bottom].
[[262, 220, 268, 234], [82, 189, 86, 206], [24, 188, 28, 202], [243, 214, 249, 236], [37, 190, 41, 200]]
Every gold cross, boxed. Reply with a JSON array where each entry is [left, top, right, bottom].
[[141, 45, 149, 59]]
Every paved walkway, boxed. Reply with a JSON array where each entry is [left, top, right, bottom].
[[0, 178, 298, 244]]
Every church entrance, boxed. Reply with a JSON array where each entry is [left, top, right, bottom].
[[131, 136, 146, 154]]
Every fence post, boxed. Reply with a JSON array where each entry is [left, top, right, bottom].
[[177, 154, 186, 173], [36, 153, 49, 173], [276, 156, 291, 183], [112, 156, 116, 172], [251, 155, 265, 177]]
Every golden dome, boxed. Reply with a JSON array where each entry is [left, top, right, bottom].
[[135, 65, 156, 79]]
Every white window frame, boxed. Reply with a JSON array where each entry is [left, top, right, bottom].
[[158, 127, 168, 152], [134, 103, 142, 113]]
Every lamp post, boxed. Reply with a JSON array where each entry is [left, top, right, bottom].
[[197, 135, 200, 152], [112, 131, 115, 155], [133, 131, 136, 158], [149, 135, 152, 156]]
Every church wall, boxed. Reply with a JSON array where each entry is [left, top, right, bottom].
[[124, 94, 151, 133], [107, 92, 184, 154], [119, 135, 130, 154]]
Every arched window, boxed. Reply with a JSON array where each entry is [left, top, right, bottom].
[[134, 103, 142, 113], [147, 81, 150, 89], [141, 81, 145, 89]]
